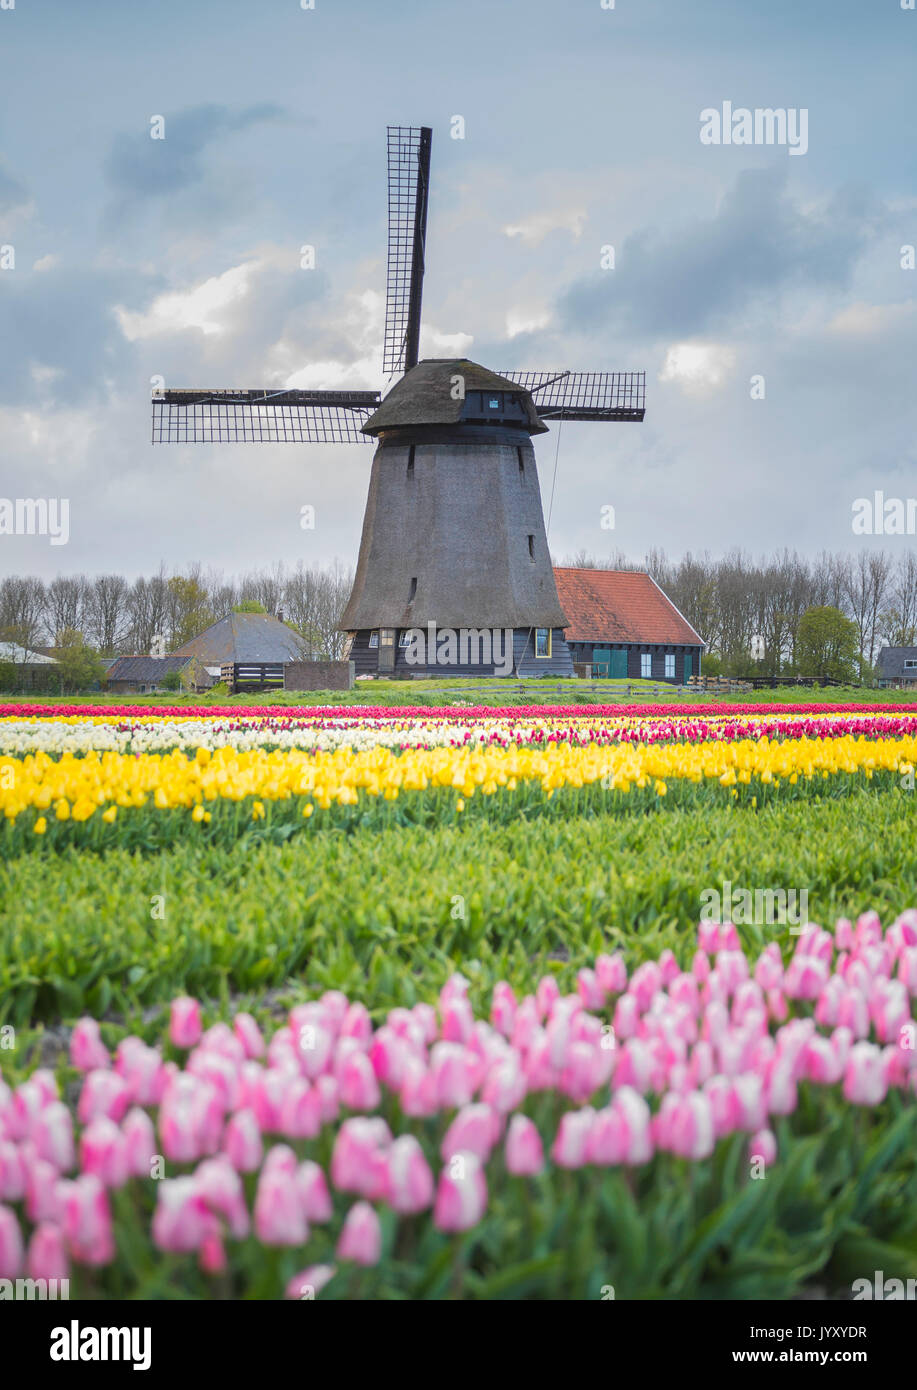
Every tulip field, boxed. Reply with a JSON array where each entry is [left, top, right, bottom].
[[2, 700, 917, 1301]]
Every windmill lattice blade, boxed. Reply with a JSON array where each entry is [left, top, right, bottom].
[[151, 389, 380, 444], [383, 125, 432, 378], [499, 371, 646, 421]]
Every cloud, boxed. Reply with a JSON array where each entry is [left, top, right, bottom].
[[659, 342, 736, 396], [105, 104, 285, 199], [504, 208, 586, 245], [115, 260, 263, 340], [559, 168, 880, 340], [826, 301, 916, 338]]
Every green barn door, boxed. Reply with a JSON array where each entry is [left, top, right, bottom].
[[610, 649, 627, 678], [684, 654, 693, 681], [592, 647, 611, 677]]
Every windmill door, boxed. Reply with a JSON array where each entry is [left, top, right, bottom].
[[378, 628, 396, 673]]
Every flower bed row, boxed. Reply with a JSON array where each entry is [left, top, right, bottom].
[[2, 711, 917, 758], [1, 915, 915, 1299]]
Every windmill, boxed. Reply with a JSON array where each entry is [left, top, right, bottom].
[[152, 125, 645, 676]]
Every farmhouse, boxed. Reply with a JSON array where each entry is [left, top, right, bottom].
[[170, 611, 307, 687], [876, 646, 917, 689], [553, 568, 704, 683], [105, 655, 195, 695]]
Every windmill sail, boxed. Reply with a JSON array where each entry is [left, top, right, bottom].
[[383, 126, 432, 379], [499, 371, 646, 422], [151, 389, 380, 444]]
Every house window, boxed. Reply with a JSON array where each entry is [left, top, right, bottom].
[[368, 631, 379, 649], [665, 653, 675, 679], [379, 628, 395, 647], [535, 628, 552, 659], [398, 630, 412, 648], [641, 653, 652, 678], [905, 660, 917, 670]]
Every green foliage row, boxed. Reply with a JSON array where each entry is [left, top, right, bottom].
[[2, 788, 916, 1028]]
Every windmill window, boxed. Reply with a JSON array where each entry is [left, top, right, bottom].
[[407, 576, 417, 603], [517, 447, 525, 476], [527, 534, 535, 561], [407, 446, 415, 478], [535, 628, 552, 659], [487, 394, 501, 410], [368, 631, 379, 649]]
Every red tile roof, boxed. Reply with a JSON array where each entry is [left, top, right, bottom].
[[552, 568, 704, 646]]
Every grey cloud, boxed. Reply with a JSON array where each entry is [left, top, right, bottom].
[[106, 103, 286, 198], [559, 168, 881, 341]]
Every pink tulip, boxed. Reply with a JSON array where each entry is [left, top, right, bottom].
[[0, 1204, 23, 1279], [25, 1156, 62, 1223], [596, 953, 628, 996], [505, 1114, 544, 1175], [279, 1079, 323, 1139], [254, 1167, 308, 1246], [576, 969, 605, 1010], [338, 1051, 381, 1111], [232, 1012, 265, 1059], [152, 1176, 215, 1253], [70, 1018, 111, 1073], [613, 1087, 654, 1164], [169, 997, 202, 1049], [222, 1108, 263, 1172], [261, 1143, 298, 1178], [440, 1104, 501, 1163], [331, 1118, 390, 1200], [385, 1135, 434, 1214], [433, 1152, 488, 1232], [195, 1156, 250, 1239], [843, 1042, 888, 1106], [336, 1200, 381, 1265], [490, 982, 517, 1036], [59, 1174, 115, 1265], [296, 1161, 334, 1223], [749, 1129, 777, 1166], [121, 1108, 157, 1179], [198, 1230, 227, 1274], [429, 1042, 475, 1109], [80, 1117, 129, 1189], [26, 1222, 69, 1283], [286, 1263, 336, 1299], [551, 1107, 595, 1169], [535, 975, 561, 1019], [115, 1038, 167, 1106], [77, 1069, 131, 1126], [32, 1101, 75, 1172]]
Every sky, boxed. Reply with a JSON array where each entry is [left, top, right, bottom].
[[1, 0, 915, 582]]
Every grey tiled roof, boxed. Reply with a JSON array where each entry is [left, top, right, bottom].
[[170, 613, 307, 664], [106, 656, 191, 683], [876, 647, 917, 678]]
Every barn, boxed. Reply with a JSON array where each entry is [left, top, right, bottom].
[[553, 568, 704, 683]]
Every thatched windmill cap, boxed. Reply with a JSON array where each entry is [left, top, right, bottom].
[[362, 359, 548, 436]]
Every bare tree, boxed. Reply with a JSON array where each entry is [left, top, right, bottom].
[[45, 574, 87, 643], [85, 574, 129, 655]]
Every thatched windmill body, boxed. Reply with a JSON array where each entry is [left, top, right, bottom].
[[152, 126, 645, 676]]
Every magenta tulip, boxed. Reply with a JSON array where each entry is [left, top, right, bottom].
[[505, 1114, 544, 1175], [336, 1200, 381, 1265], [169, 997, 202, 1050], [433, 1152, 488, 1232]]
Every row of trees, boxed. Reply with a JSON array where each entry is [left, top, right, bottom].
[[0, 561, 355, 661], [2, 548, 915, 684], [559, 548, 917, 678]]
